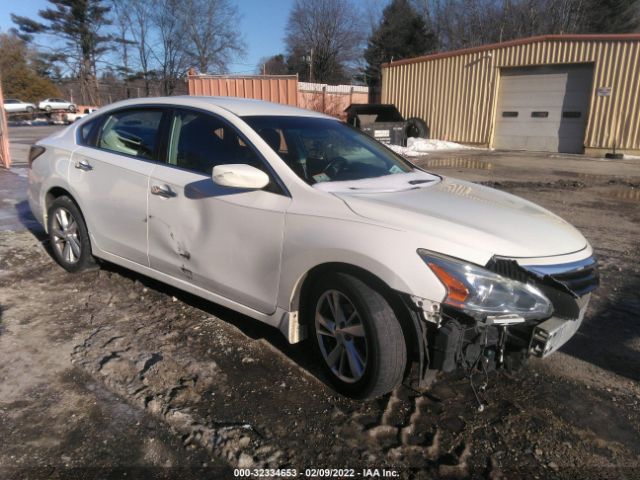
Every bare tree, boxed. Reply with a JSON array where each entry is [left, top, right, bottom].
[[110, 0, 137, 98], [285, 0, 366, 84], [110, 0, 155, 96], [151, 0, 189, 95], [181, 0, 245, 74], [422, 0, 590, 51]]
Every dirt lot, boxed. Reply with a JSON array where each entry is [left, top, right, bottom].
[[1, 135, 639, 478]]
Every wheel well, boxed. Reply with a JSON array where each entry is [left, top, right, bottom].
[[44, 187, 81, 230], [295, 262, 418, 361], [45, 187, 74, 211]]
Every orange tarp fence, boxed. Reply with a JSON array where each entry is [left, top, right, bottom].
[[186, 72, 370, 119], [0, 79, 11, 168], [187, 74, 298, 106]]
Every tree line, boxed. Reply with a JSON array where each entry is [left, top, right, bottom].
[[2, 0, 639, 105], [278, 0, 639, 88], [7, 0, 244, 105]]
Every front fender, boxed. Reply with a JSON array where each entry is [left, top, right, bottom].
[[277, 213, 448, 311]]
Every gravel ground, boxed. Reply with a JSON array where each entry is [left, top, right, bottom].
[[0, 147, 639, 479]]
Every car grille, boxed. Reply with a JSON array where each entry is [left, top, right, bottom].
[[486, 255, 599, 319], [522, 256, 599, 297]]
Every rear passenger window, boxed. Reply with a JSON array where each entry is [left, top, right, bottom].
[[78, 118, 99, 146], [98, 109, 163, 160], [167, 110, 265, 175]]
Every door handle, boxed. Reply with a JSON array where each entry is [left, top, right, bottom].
[[74, 159, 92, 171], [150, 184, 175, 198]]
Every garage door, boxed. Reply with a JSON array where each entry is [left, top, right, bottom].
[[493, 64, 593, 153]]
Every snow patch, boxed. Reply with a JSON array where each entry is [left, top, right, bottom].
[[388, 137, 478, 157], [10, 168, 28, 178], [623, 154, 640, 160]]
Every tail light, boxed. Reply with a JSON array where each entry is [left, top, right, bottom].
[[28, 145, 46, 168]]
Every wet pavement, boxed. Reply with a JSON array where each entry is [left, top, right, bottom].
[[0, 168, 39, 233], [7, 125, 63, 168]]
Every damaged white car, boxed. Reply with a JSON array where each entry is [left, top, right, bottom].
[[28, 97, 599, 399]]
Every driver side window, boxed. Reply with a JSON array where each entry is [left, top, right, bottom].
[[98, 109, 163, 160]]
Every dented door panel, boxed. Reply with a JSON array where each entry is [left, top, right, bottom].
[[147, 165, 290, 314]]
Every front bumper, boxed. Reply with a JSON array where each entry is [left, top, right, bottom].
[[529, 294, 590, 357], [426, 254, 598, 373]]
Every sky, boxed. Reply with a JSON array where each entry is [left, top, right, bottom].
[[0, 0, 381, 75]]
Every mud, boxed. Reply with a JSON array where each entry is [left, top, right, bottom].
[[1, 150, 640, 478]]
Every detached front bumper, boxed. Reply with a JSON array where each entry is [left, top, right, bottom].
[[529, 294, 591, 358], [422, 254, 598, 374]]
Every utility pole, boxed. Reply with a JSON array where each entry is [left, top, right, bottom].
[[309, 48, 314, 83]]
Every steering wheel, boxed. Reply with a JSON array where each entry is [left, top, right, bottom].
[[323, 156, 348, 178]]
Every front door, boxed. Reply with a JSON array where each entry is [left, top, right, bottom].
[[147, 108, 290, 313]]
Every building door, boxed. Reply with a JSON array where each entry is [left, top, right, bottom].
[[493, 64, 593, 153]]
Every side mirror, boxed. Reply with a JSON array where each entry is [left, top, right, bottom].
[[212, 164, 270, 189]]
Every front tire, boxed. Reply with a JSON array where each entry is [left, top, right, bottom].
[[68, 105, 76, 112], [308, 273, 407, 399], [47, 196, 95, 272]]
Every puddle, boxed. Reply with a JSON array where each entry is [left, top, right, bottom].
[[423, 157, 493, 170], [603, 187, 640, 201]]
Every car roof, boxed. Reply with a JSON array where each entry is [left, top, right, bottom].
[[98, 96, 335, 119]]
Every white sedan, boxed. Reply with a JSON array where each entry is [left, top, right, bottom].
[[38, 98, 76, 112], [3, 98, 37, 113], [27, 97, 599, 398]]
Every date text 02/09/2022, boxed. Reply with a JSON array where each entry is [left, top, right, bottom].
[[233, 468, 400, 477]]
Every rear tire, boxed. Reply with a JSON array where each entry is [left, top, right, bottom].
[[26, 106, 34, 114], [68, 105, 76, 112], [44, 105, 52, 113], [405, 117, 429, 139], [47, 196, 95, 273], [307, 273, 407, 399]]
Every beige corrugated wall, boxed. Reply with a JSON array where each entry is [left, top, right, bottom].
[[382, 36, 640, 153]]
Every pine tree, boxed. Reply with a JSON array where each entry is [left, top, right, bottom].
[[0, 33, 61, 103], [583, 0, 640, 33], [12, 0, 112, 105], [364, 0, 437, 89]]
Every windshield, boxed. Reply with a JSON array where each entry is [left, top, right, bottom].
[[243, 116, 414, 185]]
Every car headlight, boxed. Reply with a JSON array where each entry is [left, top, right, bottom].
[[418, 250, 553, 321]]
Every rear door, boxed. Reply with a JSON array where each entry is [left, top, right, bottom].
[[69, 107, 166, 266], [147, 108, 291, 313]]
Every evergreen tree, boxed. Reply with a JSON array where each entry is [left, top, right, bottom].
[[583, 0, 639, 33], [0, 33, 61, 103], [364, 0, 437, 89], [12, 0, 112, 105]]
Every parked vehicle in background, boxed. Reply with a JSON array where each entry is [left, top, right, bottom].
[[345, 103, 429, 146], [39, 98, 76, 112], [3, 98, 37, 113], [65, 107, 98, 124], [28, 96, 599, 399]]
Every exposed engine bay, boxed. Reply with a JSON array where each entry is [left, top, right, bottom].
[[409, 255, 599, 408]]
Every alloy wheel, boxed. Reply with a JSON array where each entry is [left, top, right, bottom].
[[51, 207, 81, 264], [315, 290, 368, 383]]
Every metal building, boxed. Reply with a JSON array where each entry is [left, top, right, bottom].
[[382, 34, 640, 156]]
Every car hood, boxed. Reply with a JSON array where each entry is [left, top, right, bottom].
[[318, 174, 588, 260]]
